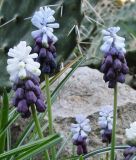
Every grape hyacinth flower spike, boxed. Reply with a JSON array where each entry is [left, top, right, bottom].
[[123, 122, 136, 160], [100, 27, 129, 160], [100, 27, 129, 88], [98, 106, 113, 144], [71, 115, 91, 155], [7, 41, 46, 118], [31, 6, 59, 75]]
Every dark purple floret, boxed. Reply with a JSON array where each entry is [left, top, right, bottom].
[[33, 85, 41, 97], [103, 75, 109, 82], [113, 59, 122, 71], [77, 145, 83, 155], [49, 44, 56, 53], [39, 48, 47, 58], [123, 147, 136, 160], [118, 53, 125, 62], [15, 88, 24, 99], [101, 129, 112, 144], [108, 80, 116, 88], [122, 63, 129, 74], [12, 97, 19, 107], [36, 37, 42, 46], [42, 65, 51, 74], [33, 44, 40, 53], [107, 68, 115, 80], [35, 99, 46, 112], [100, 63, 108, 73], [26, 91, 37, 104], [117, 73, 125, 83], [21, 110, 31, 118], [105, 55, 113, 66], [73, 135, 88, 156], [25, 80, 35, 90], [17, 99, 28, 113]]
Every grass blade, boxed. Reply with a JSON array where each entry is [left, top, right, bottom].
[[0, 89, 9, 153], [15, 135, 62, 160], [0, 112, 19, 138]]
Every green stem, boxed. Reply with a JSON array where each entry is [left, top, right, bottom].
[[110, 83, 118, 160], [45, 74, 56, 160], [31, 105, 50, 160], [45, 75, 53, 135]]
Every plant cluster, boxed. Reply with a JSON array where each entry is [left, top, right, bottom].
[[0, 5, 135, 160]]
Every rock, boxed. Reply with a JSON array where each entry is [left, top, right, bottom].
[[52, 67, 136, 118], [51, 67, 136, 159]]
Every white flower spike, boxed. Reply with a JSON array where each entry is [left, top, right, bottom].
[[7, 41, 41, 82], [71, 114, 91, 141], [31, 6, 59, 45], [100, 26, 126, 54], [126, 122, 136, 146]]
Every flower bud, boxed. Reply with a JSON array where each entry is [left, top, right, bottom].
[[17, 99, 28, 113], [25, 80, 35, 90], [39, 48, 47, 58], [117, 73, 125, 83], [35, 99, 46, 112], [15, 88, 24, 99], [113, 59, 122, 70], [26, 91, 37, 104]]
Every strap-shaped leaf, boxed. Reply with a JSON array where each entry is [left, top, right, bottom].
[[0, 89, 9, 153], [0, 134, 62, 159]]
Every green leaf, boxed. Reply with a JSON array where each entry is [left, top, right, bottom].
[[83, 145, 129, 159], [6, 127, 11, 151], [0, 134, 62, 159], [79, 155, 84, 160], [0, 89, 9, 153], [0, 112, 19, 138]]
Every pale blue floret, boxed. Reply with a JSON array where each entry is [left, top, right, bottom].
[[100, 27, 126, 54]]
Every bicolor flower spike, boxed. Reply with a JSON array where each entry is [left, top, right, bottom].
[[7, 41, 41, 82], [100, 27, 129, 88], [125, 122, 136, 146], [7, 41, 46, 118], [31, 6, 59, 46], [98, 106, 113, 143], [71, 115, 91, 155], [31, 6, 59, 75]]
